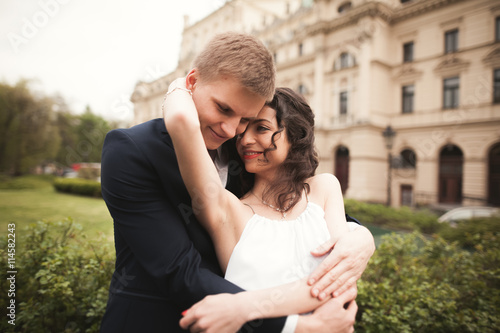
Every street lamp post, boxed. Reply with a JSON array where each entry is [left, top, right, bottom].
[[382, 125, 396, 206]]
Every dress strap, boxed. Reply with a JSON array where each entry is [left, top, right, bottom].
[[243, 203, 256, 214]]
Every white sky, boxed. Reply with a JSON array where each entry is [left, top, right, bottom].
[[0, 0, 225, 123]]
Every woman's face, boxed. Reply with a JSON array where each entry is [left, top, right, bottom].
[[236, 106, 290, 176]]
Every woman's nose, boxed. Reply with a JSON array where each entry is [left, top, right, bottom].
[[238, 130, 255, 146]]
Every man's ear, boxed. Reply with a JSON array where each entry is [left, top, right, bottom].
[[186, 69, 198, 91]]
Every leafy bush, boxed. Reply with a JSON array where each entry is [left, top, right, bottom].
[[438, 216, 500, 248], [53, 177, 101, 197], [0, 219, 114, 333], [1, 217, 498, 332], [345, 199, 441, 234], [356, 232, 500, 332]]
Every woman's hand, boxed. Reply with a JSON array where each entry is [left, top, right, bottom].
[[179, 293, 250, 333], [162, 77, 199, 129], [307, 226, 375, 299]]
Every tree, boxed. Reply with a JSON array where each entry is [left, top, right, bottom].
[[73, 106, 112, 163], [0, 80, 61, 175]]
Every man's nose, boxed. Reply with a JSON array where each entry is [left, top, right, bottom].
[[221, 118, 244, 138], [235, 121, 250, 137]]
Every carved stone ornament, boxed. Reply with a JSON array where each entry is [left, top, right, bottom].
[[433, 54, 470, 75], [482, 46, 500, 68]]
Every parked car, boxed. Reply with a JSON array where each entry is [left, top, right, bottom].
[[438, 206, 500, 224], [62, 168, 78, 178]]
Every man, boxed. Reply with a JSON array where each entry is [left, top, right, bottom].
[[100, 32, 374, 332]]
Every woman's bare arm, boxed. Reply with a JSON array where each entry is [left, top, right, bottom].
[[163, 78, 245, 268]]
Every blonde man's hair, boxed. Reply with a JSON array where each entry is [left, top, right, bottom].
[[193, 32, 276, 101]]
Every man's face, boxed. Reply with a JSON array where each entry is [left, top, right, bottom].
[[186, 69, 267, 150]]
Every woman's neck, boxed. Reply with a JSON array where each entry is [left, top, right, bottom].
[[250, 176, 271, 200]]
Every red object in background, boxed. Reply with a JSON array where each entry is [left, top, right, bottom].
[[72, 163, 81, 171]]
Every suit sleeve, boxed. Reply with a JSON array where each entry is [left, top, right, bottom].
[[101, 129, 286, 332]]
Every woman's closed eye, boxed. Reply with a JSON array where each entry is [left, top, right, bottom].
[[257, 125, 270, 132]]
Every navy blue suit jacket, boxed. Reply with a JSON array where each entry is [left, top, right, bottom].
[[99, 119, 286, 332]]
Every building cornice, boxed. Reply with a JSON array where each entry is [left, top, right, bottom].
[[306, 0, 470, 38], [393, 63, 424, 82], [306, 1, 394, 36], [277, 53, 315, 71], [482, 45, 500, 68], [391, 0, 469, 25], [433, 53, 471, 75]]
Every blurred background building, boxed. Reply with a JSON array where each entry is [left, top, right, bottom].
[[130, 0, 500, 209]]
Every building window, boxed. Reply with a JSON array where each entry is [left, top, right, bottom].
[[403, 42, 414, 63], [338, 1, 352, 14], [298, 43, 303, 56], [494, 69, 500, 103], [335, 52, 356, 70], [496, 17, 500, 42], [443, 77, 459, 109], [340, 91, 348, 115], [400, 149, 417, 168], [340, 52, 349, 69], [402, 85, 414, 113], [298, 84, 307, 95], [444, 29, 459, 54]]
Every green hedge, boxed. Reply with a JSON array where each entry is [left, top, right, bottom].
[[0, 220, 114, 333], [53, 177, 101, 197], [0, 174, 55, 190], [1, 220, 499, 332], [356, 232, 500, 332], [438, 217, 500, 248], [344, 199, 441, 234]]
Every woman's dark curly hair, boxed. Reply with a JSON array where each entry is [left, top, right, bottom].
[[228, 87, 319, 211]]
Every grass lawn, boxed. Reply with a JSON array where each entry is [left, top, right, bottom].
[[0, 179, 113, 241]]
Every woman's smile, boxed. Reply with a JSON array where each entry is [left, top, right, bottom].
[[242, 150, 263, 160]]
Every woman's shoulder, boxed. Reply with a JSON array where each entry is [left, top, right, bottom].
[[306, 173, 342, 204], [307, 173, 341, 189]]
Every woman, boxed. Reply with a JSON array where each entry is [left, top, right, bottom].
[[164, 85, 368, 332]]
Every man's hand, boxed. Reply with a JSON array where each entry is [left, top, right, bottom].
[[308, 226, 375, 299], [296, 286, 358, 333]]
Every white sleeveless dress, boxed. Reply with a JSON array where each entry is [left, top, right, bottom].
[[224, 201, 331, 290]]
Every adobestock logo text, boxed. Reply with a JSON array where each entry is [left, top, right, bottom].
[[7, 0, 72, 54]]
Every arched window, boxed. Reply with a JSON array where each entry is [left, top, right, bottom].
[[488, 142, 500, 206], [340, 52, 349, 68], [400, 149, 417, 168], [335, 146, 350, 194], [335, 52, 356, 70]]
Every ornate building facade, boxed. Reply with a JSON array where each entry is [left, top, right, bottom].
[[131, 0, 500, 208]]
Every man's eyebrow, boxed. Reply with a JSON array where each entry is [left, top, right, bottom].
[[214, 99, 234, 113]]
